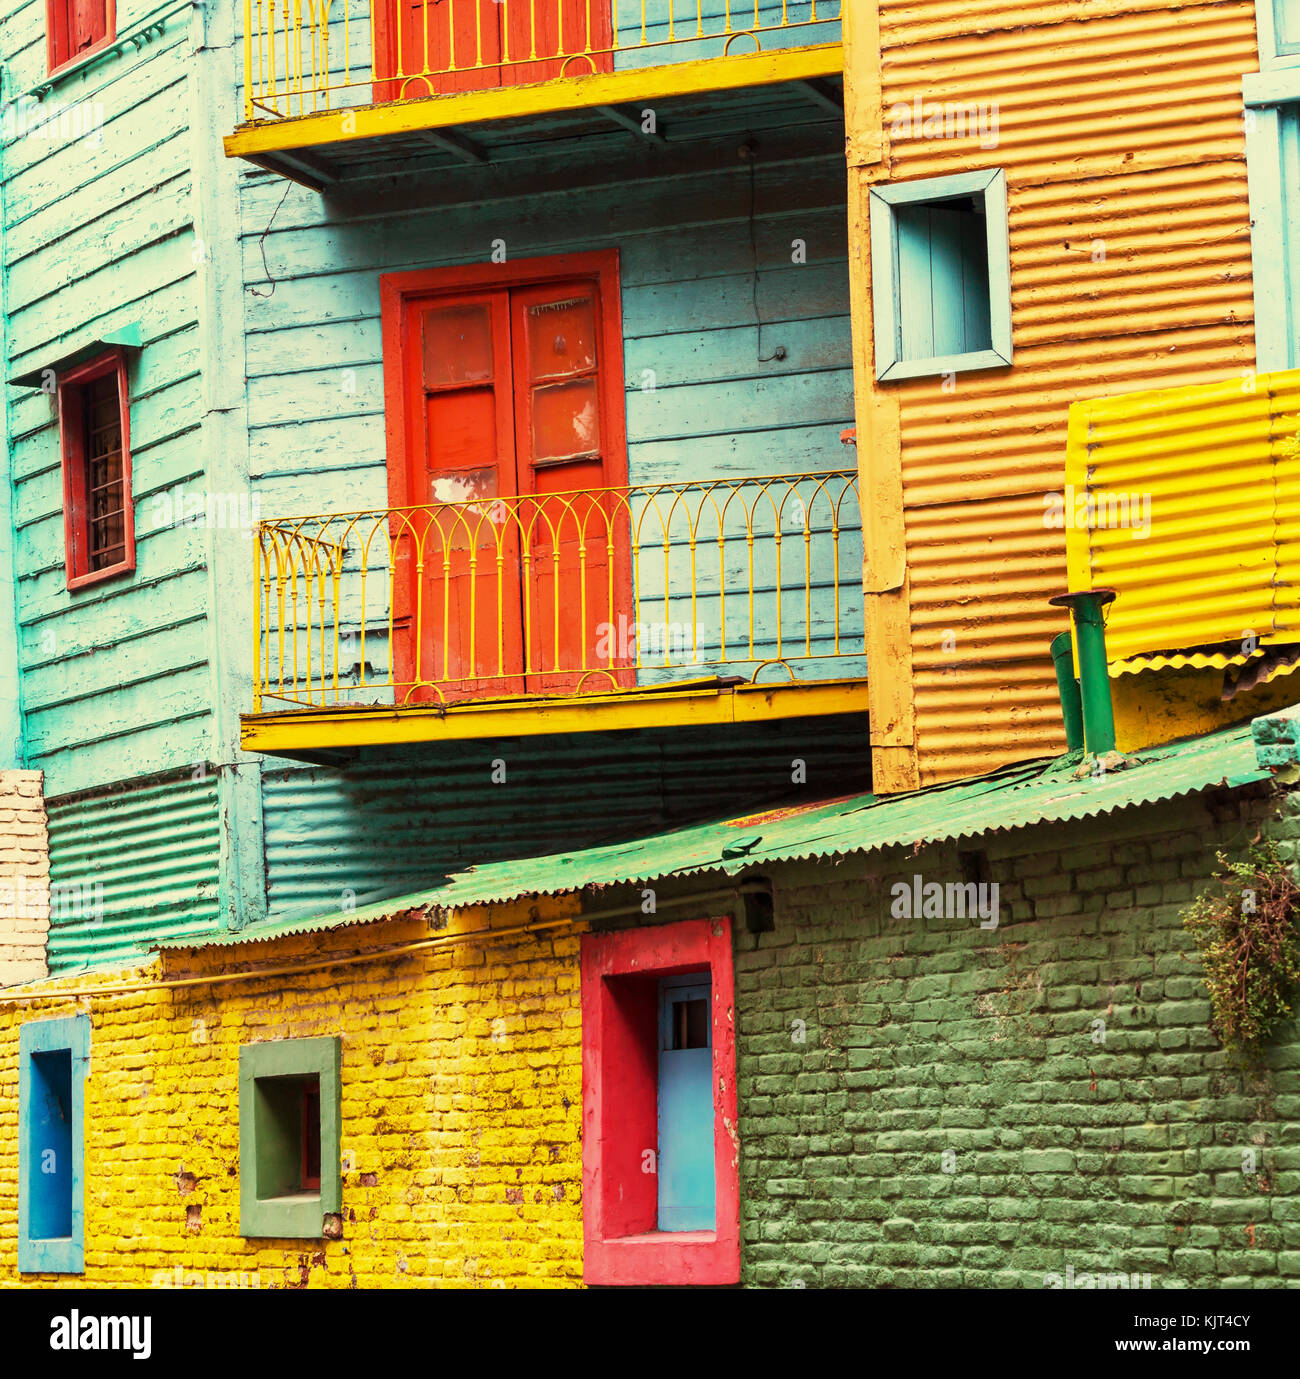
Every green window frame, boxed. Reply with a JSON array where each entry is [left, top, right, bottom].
[[868, 167, 1012, 382], [239, 1036, 341, 1239]]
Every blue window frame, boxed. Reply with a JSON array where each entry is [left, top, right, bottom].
[[869, 168, 1012, 382], [18, 1014, 90, 1274], [657, 974, 715, 1232]]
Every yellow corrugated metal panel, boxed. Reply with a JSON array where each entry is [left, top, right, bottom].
[[869, 0, 1258, 785], [1067, 369, 1300, 662], [1112, 650, 1254, 675]]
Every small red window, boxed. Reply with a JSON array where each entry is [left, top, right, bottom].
[[46, 0, 113, 73], [57, 350, 134, 591]]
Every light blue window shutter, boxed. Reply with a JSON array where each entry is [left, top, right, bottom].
[[896, 204, 936, 361], [895, 203, 993, 362]]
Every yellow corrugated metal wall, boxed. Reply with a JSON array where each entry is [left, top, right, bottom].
[[868, 0, 1258, 785], [1065, 368, 1300, 661]]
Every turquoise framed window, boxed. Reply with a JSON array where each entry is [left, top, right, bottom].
[[18, 1014, 90, 1275], [1257, 0, 1300, 69], [1244, 96, 1300, 369], [869, 167, 1012, 381], [239, 1037, 341, 1239]]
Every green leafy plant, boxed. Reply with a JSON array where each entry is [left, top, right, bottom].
[[1182, 840, 1300, 1061]]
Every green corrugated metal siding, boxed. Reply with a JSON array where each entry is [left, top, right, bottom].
[[47, 772, 223, 971], [261, 716, 871, 918], [185, 717, 1275, 949]]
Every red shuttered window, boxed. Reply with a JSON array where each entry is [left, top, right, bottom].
[[46, 0, 113, 74], [58, 351, 135, 590]]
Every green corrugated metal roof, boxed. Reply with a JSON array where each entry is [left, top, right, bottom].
[[156, 718, 1278, 951]]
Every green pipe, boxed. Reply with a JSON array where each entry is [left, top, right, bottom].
[[1049, 632, 1085, 752], [1049, 589, 1118, 757]]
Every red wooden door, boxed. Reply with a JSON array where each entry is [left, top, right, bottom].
[[374, 0, 611, 101], [399, 291, 525, 701], [511, 281, 631, 693], [392, 270, 631, 702]]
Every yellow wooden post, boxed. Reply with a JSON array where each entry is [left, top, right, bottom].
[[843, 0, 917, 793]]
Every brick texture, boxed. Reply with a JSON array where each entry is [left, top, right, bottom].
[[2, 781, 1299, 1287], [0, 898, 583, 1288], [736, 783, 1300, 1288], [0, 770, 48, 989]]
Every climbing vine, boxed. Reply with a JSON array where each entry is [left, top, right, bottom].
[[1182, 840, 1300, 1062]]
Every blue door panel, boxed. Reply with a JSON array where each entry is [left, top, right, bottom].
[[658, 978, 716, 1232]]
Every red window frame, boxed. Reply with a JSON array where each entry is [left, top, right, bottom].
[[580, 915, 740, 1286], [46, 0, 115, 76], [57, 349, 135, 591], [300, 1081, 322, 1193]]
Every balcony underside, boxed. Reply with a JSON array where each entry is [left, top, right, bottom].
[[241, 675, 867, 762], [226, 44, 844, 189]]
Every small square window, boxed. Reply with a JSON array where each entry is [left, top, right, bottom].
[[46, 0, 113, 75], [19, 1015, 90, 1275], [869, 168, 1012, 382], [57, 350, 134, 591], [239, 1037, 341, 1239]]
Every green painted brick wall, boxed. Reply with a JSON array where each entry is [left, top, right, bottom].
[[734, 780, 1300, 1288]]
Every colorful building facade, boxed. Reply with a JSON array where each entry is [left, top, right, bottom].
[[0, 0, 1299, 1289]]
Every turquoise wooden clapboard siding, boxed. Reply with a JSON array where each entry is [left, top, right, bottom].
[[45, 771, 223, 972], [260, 713, 870, 917], [1, 2, 214, 797], [239, 112, 862, 690]]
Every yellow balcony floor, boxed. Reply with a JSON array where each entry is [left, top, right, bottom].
[[226, 44, 844, 188], [241, 674, 867, 762]]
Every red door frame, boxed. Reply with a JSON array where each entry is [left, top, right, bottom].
[[380, 250, 630, 701]]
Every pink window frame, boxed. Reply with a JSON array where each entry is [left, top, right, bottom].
[[580, 915, 740, 1286]]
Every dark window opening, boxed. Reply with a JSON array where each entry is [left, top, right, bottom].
[[254, 1074, 323, 1201], [28, 1049, 73, 1241]]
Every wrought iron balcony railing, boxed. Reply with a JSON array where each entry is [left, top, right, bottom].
[[242, 0, 842, 121], [253, 470, 865, 712]]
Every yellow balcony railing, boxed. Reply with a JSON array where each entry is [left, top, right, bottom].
[[242, 0, 842, 121], [253, 470, 864, 712]]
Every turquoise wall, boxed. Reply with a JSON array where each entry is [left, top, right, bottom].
[[2, 0, 209, 797], [2, 1, 264, 949]]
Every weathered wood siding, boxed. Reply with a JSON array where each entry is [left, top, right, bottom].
[[2, 1, 210, 798]]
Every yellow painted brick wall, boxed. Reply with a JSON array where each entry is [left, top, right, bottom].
[[0, 897, 584, 1288]]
